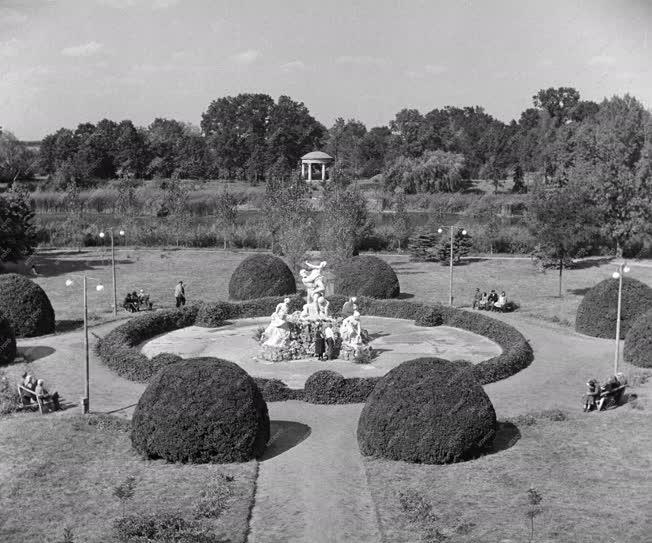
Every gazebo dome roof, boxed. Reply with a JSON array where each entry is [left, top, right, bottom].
[[301, 151, 334, 161]]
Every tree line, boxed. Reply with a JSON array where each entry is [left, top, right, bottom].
[[0, 86, 638, 192]]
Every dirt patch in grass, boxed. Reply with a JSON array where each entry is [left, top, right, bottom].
[[365, 410, 652, 542], [0, 414, 257, 543]]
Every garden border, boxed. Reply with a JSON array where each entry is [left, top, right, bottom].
[[96, 294, 534, 402]]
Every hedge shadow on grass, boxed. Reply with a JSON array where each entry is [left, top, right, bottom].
[[96, 293, 534, 403]]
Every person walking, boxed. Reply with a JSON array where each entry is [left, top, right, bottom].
[[174, 281, 186, 308]]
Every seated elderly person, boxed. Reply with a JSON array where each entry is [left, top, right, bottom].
[[20, 372, 36, 405], [35, 379, 60, 411], [123, 293, 139, 313]]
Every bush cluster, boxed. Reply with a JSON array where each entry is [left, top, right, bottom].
[[333, 255, 400, 299], [357, 358, 497, 464], [414, 306, 444, 327], [97, 294, 532, 393], [95, 305, 198, 381], [0, 312, 17, 366], [624, 309, 652, 368], [0, 273, 55, 337], [253, 377, 302, 401], [131, 357, 269, 463], [228, 254, 296, 301], [304, 370, 380, 404], [575, 277, 652, 339]]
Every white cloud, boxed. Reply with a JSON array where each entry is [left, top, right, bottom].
[[280, 60, 306, 72], [231, 49, 260, 65], [424, 64, 447, 75], [0, 7, 28, 25], [0, 38, 21, 58], [336, 55, 387, 67], [98, 0, 179, 8], [588, 54, 616, 66], [152, 0, 180, 9], [61, 41, 104, 57], [210, 18, 226, 32]]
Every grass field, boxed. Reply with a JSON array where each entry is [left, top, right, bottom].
[[18, 248, 652, 326], [0, 414, 257, 542]]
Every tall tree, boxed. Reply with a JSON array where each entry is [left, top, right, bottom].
[[0, 186, 37, 264], [0, 130, 35, 184], [319, 188, 371, 262], [527, 182, 600, 297], [532, 87, 581, 126]]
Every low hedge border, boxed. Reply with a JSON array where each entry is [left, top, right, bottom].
[[96, 294, 533, 398]]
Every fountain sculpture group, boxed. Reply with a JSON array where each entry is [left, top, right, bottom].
[[259, 261, 373, 363]]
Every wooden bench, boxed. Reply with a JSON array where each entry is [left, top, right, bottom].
[[597, 384, 626, 411], [17, 385, 54, 414]]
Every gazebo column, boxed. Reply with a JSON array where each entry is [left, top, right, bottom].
[[301, 162, 305, 179], [321, 163, 326, 181], [308, 162, 312, 181]]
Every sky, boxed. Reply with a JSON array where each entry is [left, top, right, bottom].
[[1, 0, 651, 140]]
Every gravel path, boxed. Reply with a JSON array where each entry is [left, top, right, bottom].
[[248, 401, 382, 543]]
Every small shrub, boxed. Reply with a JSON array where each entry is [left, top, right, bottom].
[[254, 377, 302, 402], [196, 301, 232, 327], [0, 311, 16, 366], [414, 306, 443, 327], [113, 476, 137, 516], [304, 370, 347, 404], [358, 358, 497, 464], [0, 273, 55, 337], [131, 357, 270, 463], [0, 369, 20, 415], [113, 512, 227, 543], [333, 255, 400, 299], [228, 254, 296, 300], [623, 309, 652, 368], [576, 277, 652, 339]]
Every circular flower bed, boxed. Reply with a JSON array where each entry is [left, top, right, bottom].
[[333, 256, 400, 299], [623, 309, 652, 368], [228, 254, 296, 301], [0, 311, 17, 366], [357, 357, 497, 463], [131, 357, 270, 463], [0, 273, 55, 337], [575, 277, 652, 339]]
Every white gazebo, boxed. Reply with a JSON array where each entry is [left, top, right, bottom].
[[301, 151, 334, 182]]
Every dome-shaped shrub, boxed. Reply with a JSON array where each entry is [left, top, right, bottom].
[[624, 309, 652, 368], [304, 370, 347, 404], [334, 256, 400, 299], [0, 273, 55, 337], [357, 358, 496, 464], [0, 311, 17, 366], [228, 255, 296, 301], [131, 357, 269, 463], [575, 277, 652, 339]]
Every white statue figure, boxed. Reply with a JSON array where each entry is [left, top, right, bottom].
[[317, 296, 330, 318], [340, 310, 362, 344], [300, 260, 327, 304], [301, 293, 321, 320], [263, 298, 291, 347], [341, 296, 357, 318]]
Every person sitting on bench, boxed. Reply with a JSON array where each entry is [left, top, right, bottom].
[[20, 373, 36, 405], [583, 379, 600, 412], [137, 289, 153, 310], [494, 291, 507, 312], [597, 375, 625, 411], [35, 379, 60, 411], [123, 293, 139, 313]]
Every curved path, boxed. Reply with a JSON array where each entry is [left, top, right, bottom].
[[7, 312, 652, 543]]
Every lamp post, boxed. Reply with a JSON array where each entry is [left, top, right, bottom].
[[438, 226, 467, 306], [99, 229, 125, 317], [611, 262, 630, 375], [65, 275, 104, 414]]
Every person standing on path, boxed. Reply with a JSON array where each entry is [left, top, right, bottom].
[[174, 280, 186, 307]]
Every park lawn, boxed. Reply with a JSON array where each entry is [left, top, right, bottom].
[[0, 414, 257, 543], [365, 409, 652, 543], [26, 248, 652, 326]]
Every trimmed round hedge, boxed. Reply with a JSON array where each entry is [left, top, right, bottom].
[[0, 311, 17, 366], [228, 254, 296, 301], [0, 273, 55, 337], [131, 357, 269, 463], [624, 309, 652, 368], [575, 277, 652, 339], [357, 358, 497, 464], [333, 256, 400, 299]]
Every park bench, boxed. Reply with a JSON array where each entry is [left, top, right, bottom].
[[17, 385, 55, 414], [596, 384, 627, 411]]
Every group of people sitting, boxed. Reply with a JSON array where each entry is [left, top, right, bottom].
[[583, 373, 627, 412], [123, 289, 153, 313], [19, 373, 60, 411], [472, 288, 508, 311]]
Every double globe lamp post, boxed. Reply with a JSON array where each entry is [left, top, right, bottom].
[[438, 226, 467, 306], [612, 261, 630, 375], [99, 229, 125, 318]]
